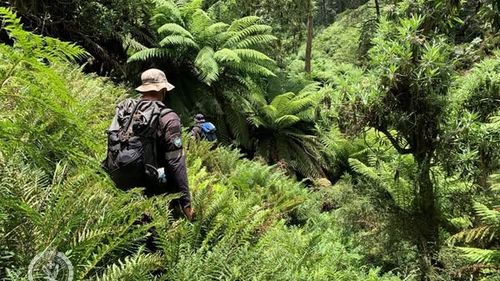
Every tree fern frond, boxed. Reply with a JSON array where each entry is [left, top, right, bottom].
[[190, 9, 213, 35], [474, 202, 500, 225], [159, 35, 199, 49], [491, 174, 500, 191], [299, 82, 322, 95], [213, 48, 241, 64], [275, 115, 301, 128], [232, 49, 274, 63], [127, 48, 176, 62], [349, 158, 383, 184], [158, 23, 193, 38], [194, 47, 219, 85], [181, 0, 203, 12], [227, 16, 261, 32], [270, 92, 295, 109], [234, 34, 277, 49], [231, 62, 275, 77], [224, 25, 273, 47], [205, 22, 230, 36], [122, 35, 148, 55], [152, 0, 183, 26], [458, 247, 500, 265]]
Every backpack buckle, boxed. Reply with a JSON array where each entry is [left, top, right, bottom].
[[118, 131, 130, 142]]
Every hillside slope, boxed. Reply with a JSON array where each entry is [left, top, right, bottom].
[[0, 11, 402, 281]]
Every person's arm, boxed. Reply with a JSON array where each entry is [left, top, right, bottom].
[[191, 126, 202, 140], [160, 112, 193, 219]]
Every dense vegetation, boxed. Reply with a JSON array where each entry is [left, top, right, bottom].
[[0, 0, 499, 280]]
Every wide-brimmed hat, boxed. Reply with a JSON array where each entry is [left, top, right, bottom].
[[194, 113, 205, 122], [135, 68, 175, 93]]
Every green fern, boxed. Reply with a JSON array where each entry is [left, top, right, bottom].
[[246, 88, 323, 178], [449, 173, 500, 268], [128, 3, 276, 86], [194, 46, 219, 84]]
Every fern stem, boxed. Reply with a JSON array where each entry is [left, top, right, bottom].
[[0, 59, 22, 89]]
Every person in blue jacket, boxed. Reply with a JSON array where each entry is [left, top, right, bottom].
[[190, 114, 217, 142]]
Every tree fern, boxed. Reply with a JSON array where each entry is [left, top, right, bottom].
[[128, 3, 276, 85], [245, 89, 323, 178]]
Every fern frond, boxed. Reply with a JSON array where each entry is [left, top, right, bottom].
[[232, 49, 274, 63], [275, 115, 301, 128], [213, 48, 241, 64], [158, 23, 194, 38], [205, 22, 230, 36], [159, 35, 199, 49], [95, 253, 162, 281], [231, 62, 275, 77], [152, 0, 183, 26], [474, 202, 500, 225], [224, 25, 273, 47], [349, 158, 383, 184], [458, 247, 500, 265], [270, 92, 295, 109], [122, 34, 148, 54], [227, 16, 261, 32], [127, 48, 176, 62], [234, 34, 277, 49], [194, 47, 219, 85]]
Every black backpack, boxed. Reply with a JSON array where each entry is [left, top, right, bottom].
[[102, 99, 171, 190]]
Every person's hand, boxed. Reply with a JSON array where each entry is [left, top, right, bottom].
[[183, 206, 194, 221]]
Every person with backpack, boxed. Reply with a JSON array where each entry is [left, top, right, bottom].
[[190, 114, 217, 142], [102, 68, 193, 220]]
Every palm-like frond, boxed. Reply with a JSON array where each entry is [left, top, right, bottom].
[[128, 3, 276, 87], [227, 16, 261, 32], [213, 48, 241, 63], [458, 247, 500, 265], [245, 88, 322, 177], [194, 46, 219, 84], [159, 35, 199, 48], [158, 23, 194, 38], [234, 34, 278, 49], [128, 48, 176, 62]]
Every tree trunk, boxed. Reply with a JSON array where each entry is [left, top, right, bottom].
[[414, 151, 440, 280], [374, 0, 381, 21], [304, 14, 313, 74]]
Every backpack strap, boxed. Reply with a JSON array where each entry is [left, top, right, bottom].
[[120, 100, 142, 142], [160, 108, 173, 118]]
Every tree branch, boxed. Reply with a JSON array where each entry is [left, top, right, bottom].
[[377, 127, 413, 154]]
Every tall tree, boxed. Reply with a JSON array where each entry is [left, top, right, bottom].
[[291, 0, 316, 73], [366, 1, 462, 278], [304, 8, 314, 73]]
